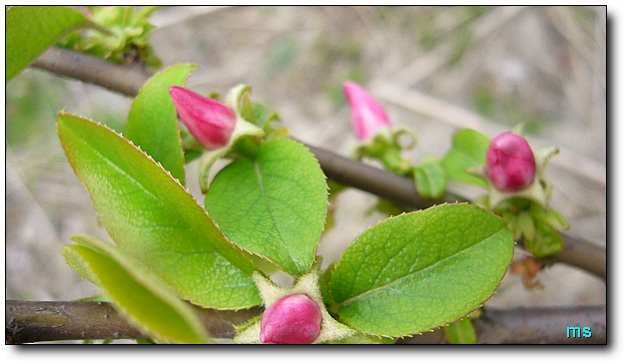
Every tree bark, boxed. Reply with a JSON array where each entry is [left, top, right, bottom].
[[5, 300, 606, 344], [5, 300, 262, 344]]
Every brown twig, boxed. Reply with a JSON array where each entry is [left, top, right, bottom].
[[31, 47, 152, 97], [5, 300, 261, 344], [398, 305, 607, 344], [305, 142, 607, 281], [5, 300, 605, 344], [29, 46, 606, 281], [301, 141, 464, 210], [547, 232, 607, 281]]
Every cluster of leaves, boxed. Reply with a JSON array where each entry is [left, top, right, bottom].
[[57, 6, 162, 68], [57, 6, 161, 68], [53, 63, 514, 343], [7, 6, 565, 344], [6, 6, 160, 83]]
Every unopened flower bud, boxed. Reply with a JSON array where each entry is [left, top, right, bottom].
[[169, 86, 236, 149], [260, 294, 322, 344], [486, 132, 536, 192], [343, 81, 392, 141]]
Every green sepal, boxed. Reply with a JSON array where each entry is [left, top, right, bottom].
[[225, 84, 253, 115], [488, 178, 549, 211], [197, 116, 264, 193], [534, 146, 560, 179], [353, 127, 415, 176]]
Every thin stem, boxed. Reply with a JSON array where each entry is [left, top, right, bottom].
[[5, 300, 605, 344], [301, 140, 464, 209], [305, 141, 607, 281], [29, 46, 606, 281], [31, 47, 151, 97]]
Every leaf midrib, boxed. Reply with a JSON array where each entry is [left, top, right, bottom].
[[253, 159, 298, 273]]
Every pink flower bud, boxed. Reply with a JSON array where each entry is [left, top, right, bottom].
[[169, 86, 236, 149], [260, 294, 322, 344], [486, 132, 536, 192], [343, 81, 392, 141]]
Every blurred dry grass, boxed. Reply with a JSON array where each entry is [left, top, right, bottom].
[[6, 6, 606, 310]]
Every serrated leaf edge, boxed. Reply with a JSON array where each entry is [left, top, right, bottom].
[[125, 62, 199, 185], [328, 203, 515, 338], [57, 112, 262, 310], [207, 138, 329, 277]]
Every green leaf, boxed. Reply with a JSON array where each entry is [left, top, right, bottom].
[[524, 220, 564, 257], [444, 318, 477, 344], [530, 207, 570, 232], [63, 235, 210, 344], [205, 138, 328, 276], [124, 64, 198, 185], [327, 333, 396, 344], [132, 6, 162, 24], [517, 211, 536, 241], [6, 6, 91, 82], [57, 113, 260, 309], [254, 102, 281, 131], [441, 128, 490, 187], [414, 156, 447, 199], [329, 203, 513, 337]]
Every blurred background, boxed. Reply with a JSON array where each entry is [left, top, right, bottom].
[[6, 6, 606, 310]]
